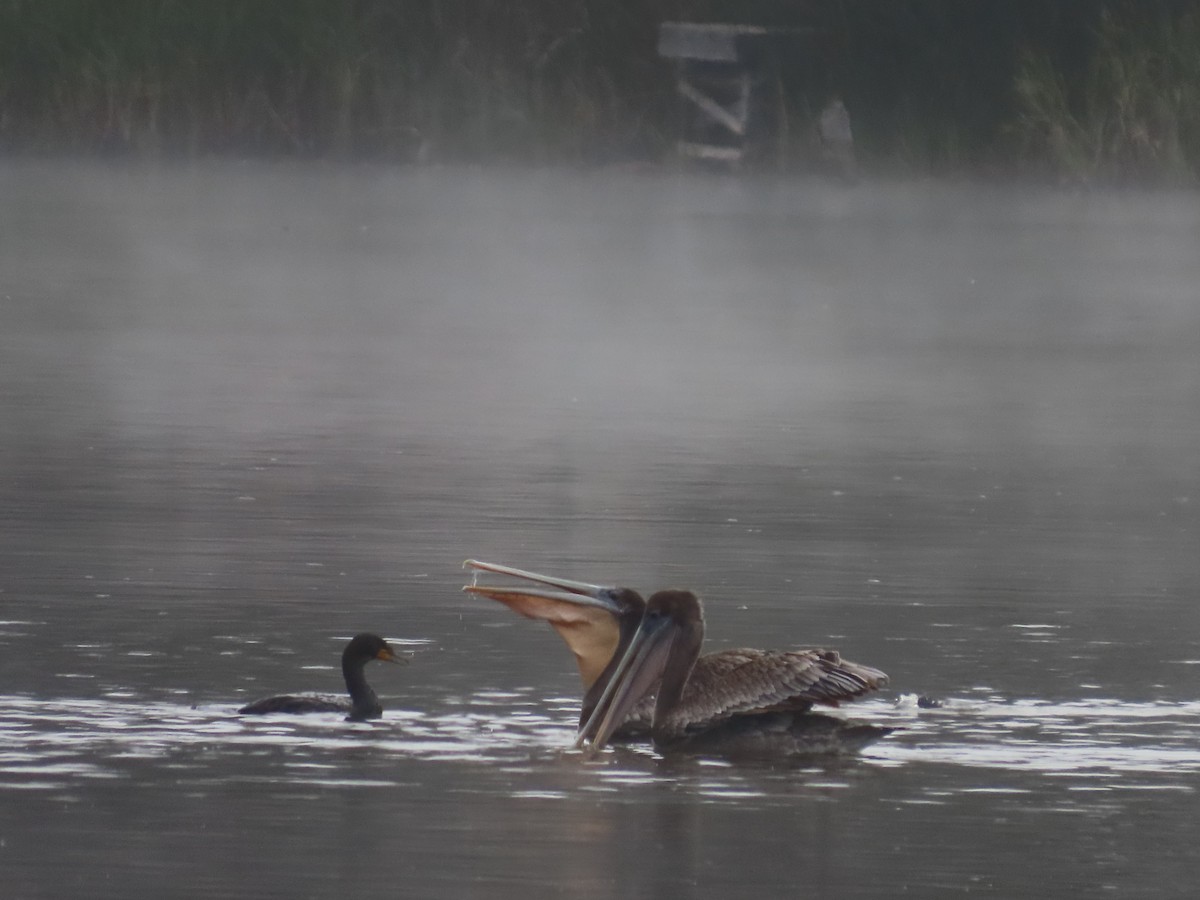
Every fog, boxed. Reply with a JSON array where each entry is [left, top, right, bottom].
[[9, 162, 1198, 433]]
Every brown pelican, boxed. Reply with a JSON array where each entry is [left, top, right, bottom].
[[464, 561, 890, 752], [462, 560, 652, 736], [577, 590, 891, 757], [238, 633, 404, 721]]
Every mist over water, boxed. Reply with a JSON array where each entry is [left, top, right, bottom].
[[2, 161, 1198, 898]]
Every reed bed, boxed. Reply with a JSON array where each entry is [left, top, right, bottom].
[[1011, 5, 1200, 184], [1, 1, 1196, 182]]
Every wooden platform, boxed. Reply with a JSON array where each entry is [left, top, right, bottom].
[[658, 22, 813, 166]]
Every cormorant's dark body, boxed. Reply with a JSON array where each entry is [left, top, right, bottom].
[[238, 633, 400, 721]]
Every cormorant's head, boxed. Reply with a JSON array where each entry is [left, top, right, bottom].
[[344, 633, 403, 666]]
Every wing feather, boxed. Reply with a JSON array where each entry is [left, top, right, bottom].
[[677, 648, 888, 733]]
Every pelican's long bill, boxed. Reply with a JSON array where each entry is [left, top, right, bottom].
[[575, 609, 677, 752], [462, 559, 630, 689], [461, 559, 627, 618], [463, 560, 616, 600]]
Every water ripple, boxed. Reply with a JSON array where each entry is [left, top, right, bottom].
[[3, 692, 1199, 797]]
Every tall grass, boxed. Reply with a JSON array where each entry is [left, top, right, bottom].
[[0, 0, 675, 161], [0, 0, 1197, 181], [1011, 5, 1200, 184]]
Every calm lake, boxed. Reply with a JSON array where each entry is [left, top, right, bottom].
[[2, 161, 1198, 898]]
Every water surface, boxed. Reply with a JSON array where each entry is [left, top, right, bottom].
[[2, 162, 1198, 898]]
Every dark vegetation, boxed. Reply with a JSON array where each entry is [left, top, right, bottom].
[[1, 1, 1196, 182]]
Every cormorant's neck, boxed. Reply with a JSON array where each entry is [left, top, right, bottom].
[[343, 658, 382, 721]]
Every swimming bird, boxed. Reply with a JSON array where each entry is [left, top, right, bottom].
[[462, 560, 651, 735], [577, 590, 891, 758], [238, 633, 404, 721], [464, 560, 890, 750]]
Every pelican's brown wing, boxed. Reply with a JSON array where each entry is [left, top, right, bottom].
[[677, 648, 888, 732]]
